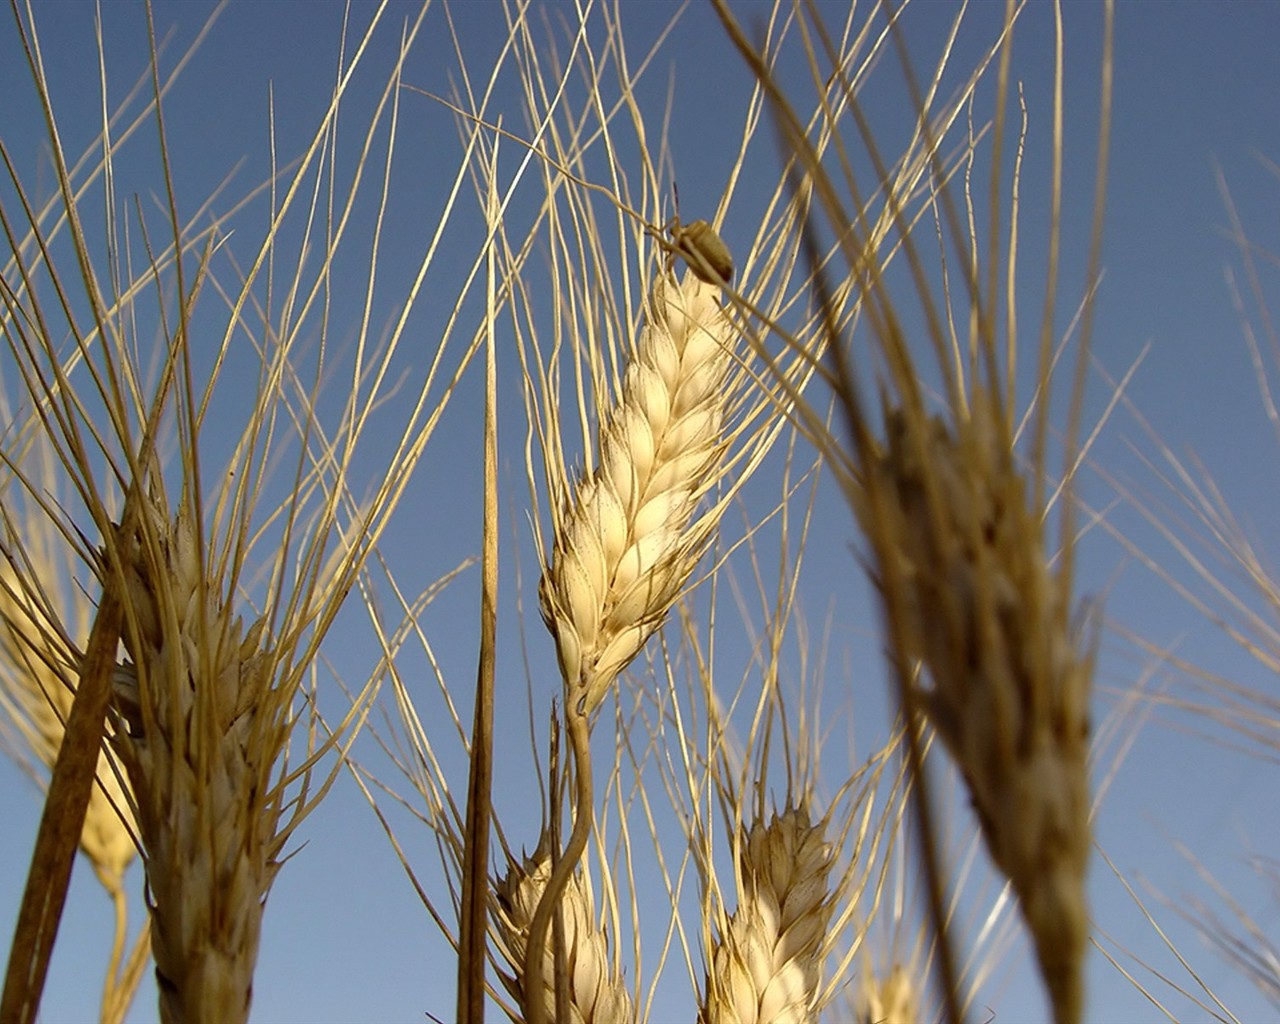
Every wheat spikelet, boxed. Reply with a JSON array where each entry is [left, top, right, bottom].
[[858, 963, 918, 1024], [0, 556, 136, 895], [539, 270, 736, 715], [862, 392, 1092, 1024], [700, 807, 834, 1024], [493, 841, 635, 1024], [107, 498, 278, 1024]]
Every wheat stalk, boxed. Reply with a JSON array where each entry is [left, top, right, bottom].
[[493, 839, 635, 1024], [374, 3, 1011, 1019], [539, 268, 737, 720], [1, 2, 486, 1017], [0, 552, 135, 897], [0, 435, 151, 1024], [700, 806, 834, 1024]]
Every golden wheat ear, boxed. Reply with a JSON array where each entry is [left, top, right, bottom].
[[493, 837, 635, 1024], [539, 268, 738, 719], [857, 962, 919, 1024], [700, 806, 835, 1024]]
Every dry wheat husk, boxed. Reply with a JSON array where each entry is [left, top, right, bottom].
[[862, 393, 1092, 1024], [108, 500, 279, 1024], [539, 270, 735, 716], [493, 843, 635, 1024], [700, 807, 834, 1024]]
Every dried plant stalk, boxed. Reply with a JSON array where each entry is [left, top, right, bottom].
[[1, 517, 148, 1024], [539, 270, 736, 716], [0, 558, 135, 895], [861, 392, 1093, 1024], [108, 501, 279, 1024], [493, 842, 635, 1024], [700, 807, 834, 1024]]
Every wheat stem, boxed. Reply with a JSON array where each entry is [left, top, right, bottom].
[[0, 579, 125, 1024], [524, 706, 593, 1024], [457, 141, 503, 1024]]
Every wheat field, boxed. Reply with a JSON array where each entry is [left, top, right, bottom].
[[1, 2, 1278, 1022]]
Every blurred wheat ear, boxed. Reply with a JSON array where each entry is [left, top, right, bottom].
[[0, 442, 149, 1024], [713, 0, 1114, 1020], [857, 962, 918, 1024], [858, 393, 1095, 1023]]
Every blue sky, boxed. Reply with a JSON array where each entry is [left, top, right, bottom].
[[3, 2, 1280, 1022]]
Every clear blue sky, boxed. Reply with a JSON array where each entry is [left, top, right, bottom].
[[3, 2, 1279, 1022]]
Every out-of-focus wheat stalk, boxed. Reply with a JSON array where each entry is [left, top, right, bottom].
[[0, 439, 149, 1024], [679, 576, 912, 1024], [0, 484, 133, 895], [620, 423, 913, 1023], [0, 3, 236, 1014], [714, 1, 1114, 1021], [858, 391, 1094, 1024], [105, 497, 281, 1024]]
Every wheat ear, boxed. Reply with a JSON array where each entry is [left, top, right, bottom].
[[0, 557, 135, 895], [0, 513, 149, 1024], [700, 806, 834, 1024], [494, 841, 635, 1024], [108, 500, 276, 1024], [862, 392, 1092, 1024], [857, 963, 918, 1024], [539, 269, 736, 717], [525, 266, 736, 1024]]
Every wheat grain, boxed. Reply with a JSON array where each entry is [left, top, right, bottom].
[[108, 499, 277, 1024], [493, 840, 635, 1024], [539, 269, 736, 716], [862, 393, 1092, 1024], [700, 806, 834, 1024]]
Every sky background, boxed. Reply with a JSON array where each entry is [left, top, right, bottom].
[[3, 1, 1280, 1022]]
